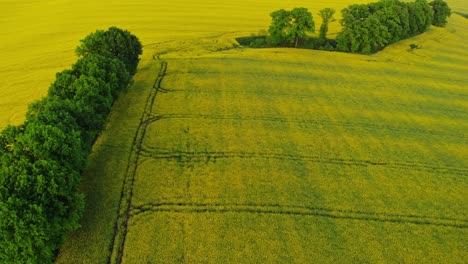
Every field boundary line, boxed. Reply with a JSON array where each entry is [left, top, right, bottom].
[[108, 55, 167, 264], [129, 202, 468, 229]]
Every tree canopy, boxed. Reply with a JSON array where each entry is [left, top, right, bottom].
[[268, 8, 315, 47], [318, 8, 336, 39], [430, 0, 451, 26], [76, 27, 142, 75]]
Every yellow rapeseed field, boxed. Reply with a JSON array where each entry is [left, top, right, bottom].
[[1, 0, 467, 263], [0, 0, 391, 128]]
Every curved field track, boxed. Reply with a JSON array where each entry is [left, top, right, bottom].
[[0, 0, 466, 263]]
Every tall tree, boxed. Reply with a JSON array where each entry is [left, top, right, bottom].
[[268, 9, 293, 46], [290, 8, 315, 48], [337, 14, 391, 53], [76, 27, 142, 75], [72, 54, 129, 99], [430, 0, 451, 26], [268, 8, 314, 48], [318, 8, 336, 39], [407, 0, 433, 35]]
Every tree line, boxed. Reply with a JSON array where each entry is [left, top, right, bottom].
[[242, 0, 451, 53], [336, 0, 450, 53], [0, 27, 142, 263]]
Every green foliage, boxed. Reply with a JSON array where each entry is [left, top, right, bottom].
[[341, 4, 371, 28], [76, 27, 142, 75], [268, 9, 293, 46], [408, 0, 434, 35], [372, 0, 410, 41], [318, 8, 335, 39], [430, 0, 451, 26], [268, 8, 314, 48], [337, 0, 447, 53], [0, 27, 140, 263], [290, 8, 315, 48], [337, 14, 391, 53], [72, 54, 130, 99]]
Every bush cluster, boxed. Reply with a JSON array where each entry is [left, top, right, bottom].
[[0, 27, 142, 263], [336, 0, 450, 53], [245, 0, 451, 53]]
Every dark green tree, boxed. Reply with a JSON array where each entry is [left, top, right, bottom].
[[430, 0, 451, 26], [72, 54, 130, 99], [76, 27, 142, 75], [49, 74, 112, 138], [268, 9, 293, 46], [371, 0, 410, 42], [337, 0, 437, 53], [290, 8, 315, 48], [71, 76, 113, 134], [318, 8, 336, 39], [408, 0, 434, 34], [337, 14, 391, 53], [268, 8, 314, 47], [47, 70, 79, 100], [0, 122, 84, 263], [26, 98, 88, 166], [341, 4, 371, 28]]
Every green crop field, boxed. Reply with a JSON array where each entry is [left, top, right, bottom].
[[1, 0, 467, 263]]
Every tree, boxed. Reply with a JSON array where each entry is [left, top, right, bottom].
[[0, 122, 84, 263], [341, 4, 371, 28], [76, 27, 142, 75], [430, 0, 451, 27], [47, 70, 79, 100], [318, 8, 336, 39], [268, 9, 293, 46], [407, 0, 433, 35], [372, 0, 410, 43], [25, 98, 88, 167], [72, 54, 129, 99], [290, 8, 315, 48], [337, 14, 391, 53], [268, 8, 315, 47]]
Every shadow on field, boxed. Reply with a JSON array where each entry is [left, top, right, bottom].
[[236, 35, 337, 51], [453, 12, 468, 18]]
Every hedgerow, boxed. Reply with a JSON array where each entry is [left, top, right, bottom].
[[0, 27, 142, 263]]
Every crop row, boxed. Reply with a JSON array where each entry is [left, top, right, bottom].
[[139, 148, 468, 177], [143, 113, 464, 139], [129, 202, 468, 229]]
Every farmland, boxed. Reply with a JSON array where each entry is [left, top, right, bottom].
[[1, 0, 467, 263]]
